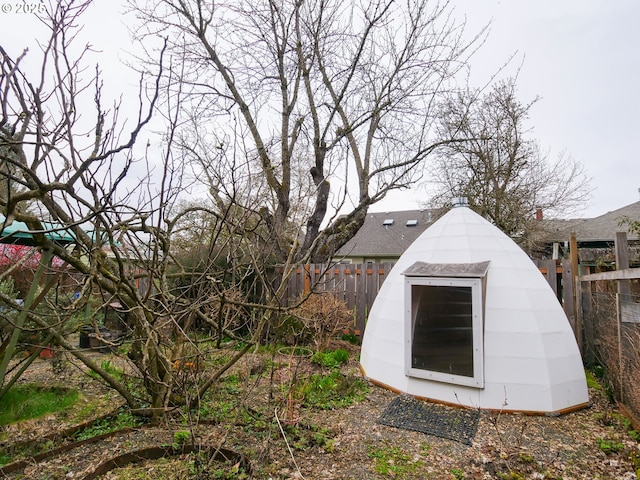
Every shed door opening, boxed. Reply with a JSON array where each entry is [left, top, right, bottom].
[[402, 261, 488, 388], [411, 284, 473, 377]]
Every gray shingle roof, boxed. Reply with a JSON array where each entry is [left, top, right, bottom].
[[335, 209, 440, 258], [540, 201, 640, 242], [335, 201, 640, 261]]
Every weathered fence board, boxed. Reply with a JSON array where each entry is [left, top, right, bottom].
[[281, 261, 565, 336], [280, 263, 394, 333]]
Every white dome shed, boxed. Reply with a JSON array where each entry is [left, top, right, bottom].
[[360, 205, 589, 414]]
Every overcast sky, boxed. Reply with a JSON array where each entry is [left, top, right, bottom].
[[1, 0, 638, 219], [377, 0, 640, 218]]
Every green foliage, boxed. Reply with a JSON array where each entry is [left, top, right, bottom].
[[89, 359, 124, 382], [594, 411, 640, 443], [0, 385, 79, 425], [629, 451, 640, 480], [518, 452, 535, 464], [198, 400, 237, 423], [311, 348, 349, 369], [596, 437, 624, 454], [367, 443, 424, 477], [312, 427, 336, 452], [586, 365, 615, 401], [591, 364, 606, 379], [496, 473, 525, 480], [585, 369, 602, 390], [450, 467, 466, 479], [283, 424, 336, 452], [618, 215, 640, 235], [301, 371, 369, 409], [340, 332, 360, 344], [74, 410, 141, 440], [273, 314, 310, 346], [173, 430, 191, 447], [208, 460, 250, 480], [278, 346, 313, 357], [0, 276, 18, 299], [221, 373, 242, 395]]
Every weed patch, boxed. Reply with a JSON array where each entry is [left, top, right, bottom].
[[450, 467, 466, 479], [302, 371, 368, 409], [367, 442, 424, 477], [74, 410, 142, 440], [596, 437, 624, 454], [88, 359, 124, 382], [311, 349, 349, 369]]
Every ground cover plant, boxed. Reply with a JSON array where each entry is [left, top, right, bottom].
[[311, 348, 350, 369], [367, 441, 428, 477], [1, 345, 640, 479], [0, 385, 79, 425]]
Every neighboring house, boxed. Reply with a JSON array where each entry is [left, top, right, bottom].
[[535, 200, 640, 268], [334, 209, 441, 264], [333, 200, 640, 268]]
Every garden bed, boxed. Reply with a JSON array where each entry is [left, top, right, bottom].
[[1, 344, 639, 479]]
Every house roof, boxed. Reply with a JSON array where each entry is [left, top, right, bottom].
[[335, 209, 441, 258], [539, 201, 640, 243]]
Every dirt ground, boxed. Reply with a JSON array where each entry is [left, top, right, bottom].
[[1, 345, 640, 479]]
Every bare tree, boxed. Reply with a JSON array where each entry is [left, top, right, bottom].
[[131, 0, 483, 263], [426, 78, 591, 248], [0, 0, 486, 415], [0, 1, 258, 413]]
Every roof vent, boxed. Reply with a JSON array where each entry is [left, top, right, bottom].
[[383, 218, 394, 226], [452, 197, 469, 208], [406, 219, 418, 227]]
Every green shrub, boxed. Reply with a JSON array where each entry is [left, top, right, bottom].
[[173, 430, 191, 446], [311, 348, 349, 369], [340, 332, 360, 345]]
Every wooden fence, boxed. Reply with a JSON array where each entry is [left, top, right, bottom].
[[578, 270, 640, 429], [281, 260, 571, 337], [281, 263, 394, 335], [533, 258, 576, 333], [576, 232, 640, 428]]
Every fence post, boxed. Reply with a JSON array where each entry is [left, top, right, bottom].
[[616, 293, 624, 403], [579, 276, 595, 364], [303, 263, 311, 295], [544, 259, 559, 302], [355, 265, 367, 335], [563, 256, 576, 336], [615, 231, 631, 297], [568, 233, 580, 334]]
